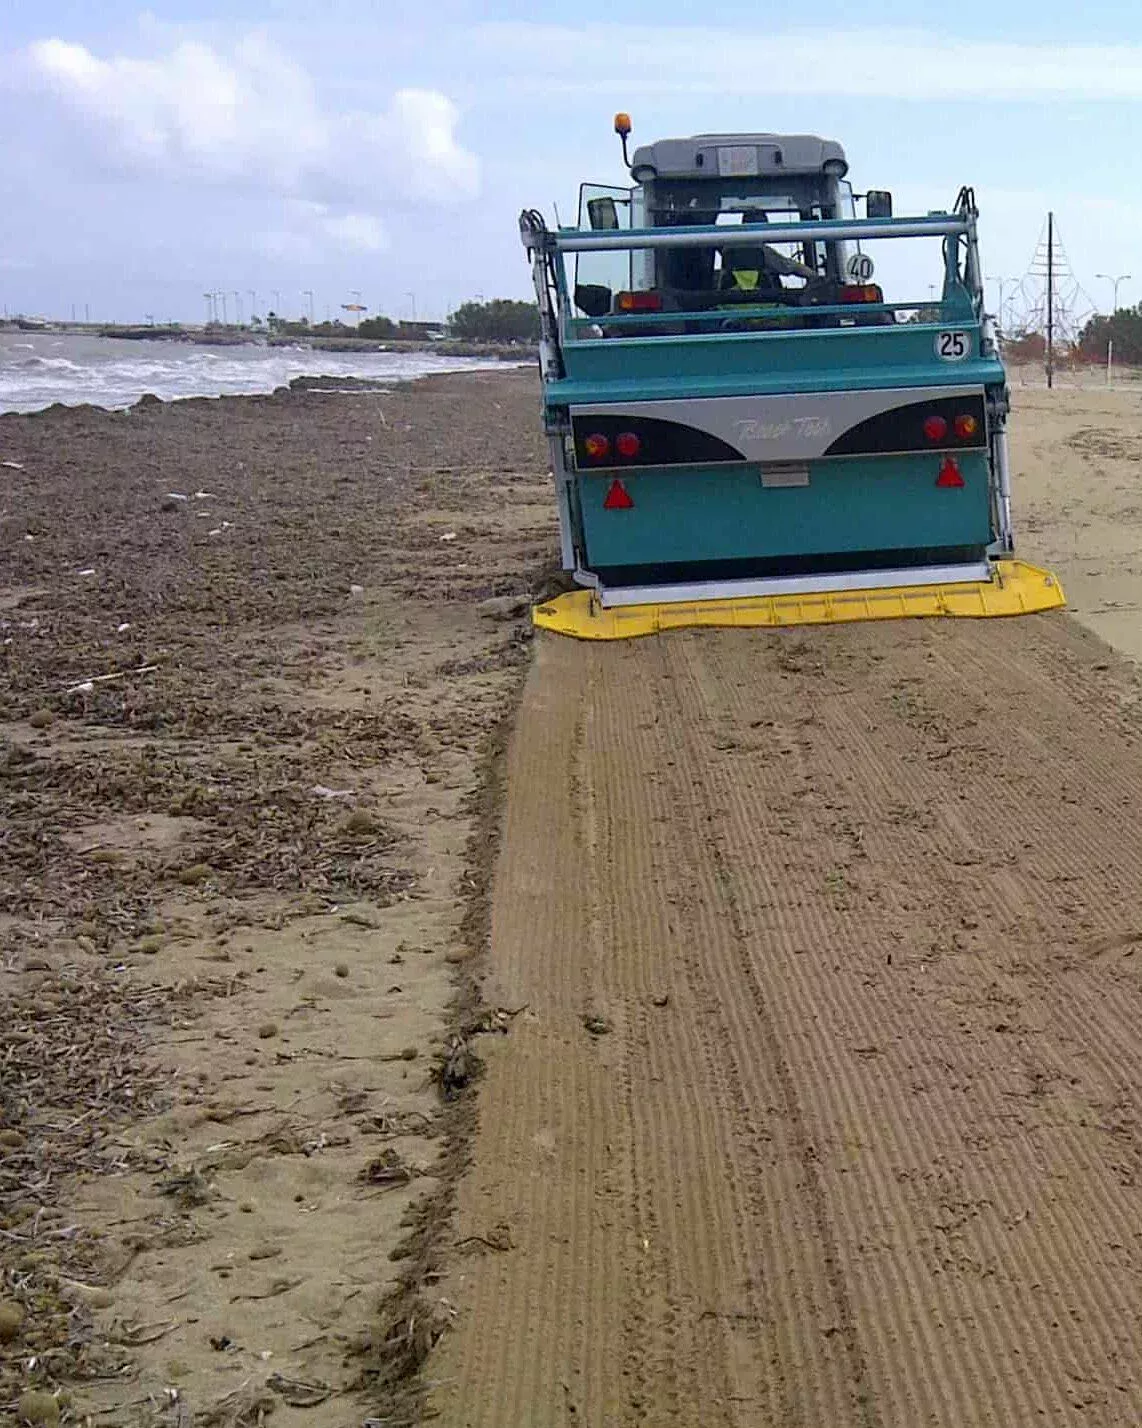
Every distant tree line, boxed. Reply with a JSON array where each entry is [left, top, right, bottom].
[[358, 315, 398, 338], [255, 302, 538, 343], [264, 314, 392, 338], [448, 299, 540, 343], [1001, 331, 1047, 363], [1077, 306, 1142, 365], [996, 308, 1142, 368]]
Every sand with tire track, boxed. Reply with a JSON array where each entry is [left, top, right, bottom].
[[429, 368, 1142, 1426], [6, 364, 1142, 1425]]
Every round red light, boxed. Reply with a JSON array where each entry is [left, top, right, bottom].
[[583, 432, 610, 460], [615, 431, 641, 459], [954, 413, 979, 439], [923, 415, 948, 442]]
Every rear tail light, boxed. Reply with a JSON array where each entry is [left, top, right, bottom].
[[936, 457, 965, 488], [839, 284, 883, 304], [616, 291, 663, 312], [615, 431, 641, 459], [583, 433, 610, 460], [954, 413, 979, 438], [923, 415, 948, 442]]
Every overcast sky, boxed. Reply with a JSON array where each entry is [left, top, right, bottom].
[[1, 0, 1139, 323]]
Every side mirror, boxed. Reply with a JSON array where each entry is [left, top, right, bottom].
[[866, 190, 893, 220], [587, 197, 620, 230]]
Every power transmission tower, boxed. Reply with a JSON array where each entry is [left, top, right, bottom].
[[1008, 214, 1097, 385]]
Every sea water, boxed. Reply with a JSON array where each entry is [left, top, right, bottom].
[[0, 331, 509, 414]]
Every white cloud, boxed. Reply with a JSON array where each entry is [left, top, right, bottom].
[[470, 23, 1142, 100], [318, 211, 388, 253], [28, 35, 325, 186], [340, 90, 479, 202], [22, 32, 479, 250], [253, 202, 389, 262]]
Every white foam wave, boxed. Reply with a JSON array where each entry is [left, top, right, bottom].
[[0, 333, 517, 414], [19, 355, 86, 372]]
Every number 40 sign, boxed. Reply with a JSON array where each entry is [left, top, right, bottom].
[[844, 251, 875, 283]]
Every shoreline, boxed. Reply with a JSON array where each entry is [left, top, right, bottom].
[[0, 339, 532, 418], [1, 321, 536, 363], [0, 361, 525, 414]]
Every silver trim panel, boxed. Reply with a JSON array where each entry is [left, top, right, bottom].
[[598, 562, 993, 609], [575, 386, 980, 464]]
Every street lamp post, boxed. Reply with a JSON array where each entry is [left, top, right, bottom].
[[1096, 274, 1131, 387], [1096, 272, 1131, 315], [990, 276, 1009, 333]]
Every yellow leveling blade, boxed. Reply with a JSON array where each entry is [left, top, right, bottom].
[[533, 560, 1065, 641]]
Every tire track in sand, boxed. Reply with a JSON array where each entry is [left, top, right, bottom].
[[656, 632, 881, 1428], [597, 638, 858, 1426], [679, 619, 1142, 1424], [430, 611, 1142, 1426]]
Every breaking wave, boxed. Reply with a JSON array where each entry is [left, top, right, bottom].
[[0, 333, 511, 414]]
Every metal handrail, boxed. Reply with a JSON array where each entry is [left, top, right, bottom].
[[565, 300, 956, 331], [553, 215, 969, 253]]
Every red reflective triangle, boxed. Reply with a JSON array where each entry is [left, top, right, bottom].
[[936, 457, 965, 489], [603, 478, 634, 510]]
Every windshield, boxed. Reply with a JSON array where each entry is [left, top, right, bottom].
[[643, 184, 842, 294], [561, 174, 961, 333]]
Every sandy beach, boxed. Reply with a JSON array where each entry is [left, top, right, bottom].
[[0, 370, 553, 1425], [4, 364, 1142, 1424], [1008, 368, 1142, 661]]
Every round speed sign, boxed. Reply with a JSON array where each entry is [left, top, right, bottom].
[[845, 251, 875, 283]]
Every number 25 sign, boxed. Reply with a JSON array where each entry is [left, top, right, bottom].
[[935, 330, 971, 361]]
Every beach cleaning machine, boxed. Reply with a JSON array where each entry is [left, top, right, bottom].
[[521, 118, 1063, 638]]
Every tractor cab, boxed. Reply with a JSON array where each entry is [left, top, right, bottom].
[[573, 128, 893, 329]]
